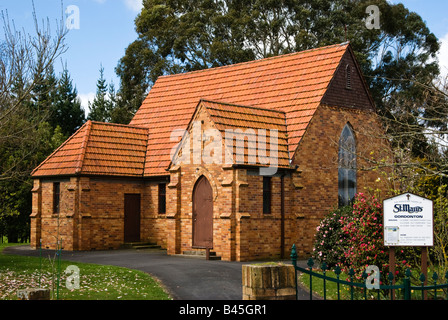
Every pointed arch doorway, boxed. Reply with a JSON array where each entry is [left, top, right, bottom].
[[192, 176, 213, 248]]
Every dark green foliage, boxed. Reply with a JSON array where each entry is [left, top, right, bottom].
[[0, 121, 66, 243], [50, 68, 86, 136], [88, 66, 114, 123], [116, 0, 440, 132], [1, 64, 82, 242], [0, 4, 79, 242]]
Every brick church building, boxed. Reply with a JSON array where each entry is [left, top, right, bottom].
[[30, 43, 389, 261]]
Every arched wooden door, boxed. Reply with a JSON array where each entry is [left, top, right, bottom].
[[192, 176, 213, 248]]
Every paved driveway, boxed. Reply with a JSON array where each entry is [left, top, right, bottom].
[[4, 245, 310, 300]]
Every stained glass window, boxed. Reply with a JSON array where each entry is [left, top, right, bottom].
[[338, 124, 356, 206]]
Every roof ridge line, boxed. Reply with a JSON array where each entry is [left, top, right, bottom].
[[88, 120, 149, 131], [142, 125, 151, 178], [283, 107, 291, 163], [200, 99, 287, 116], [75, 120, 92, 174], [160, 43, 350, 80]]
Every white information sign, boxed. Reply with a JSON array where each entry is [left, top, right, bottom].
[[383, 193, 433, 247]]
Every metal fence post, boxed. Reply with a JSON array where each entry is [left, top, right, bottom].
[[349, 268, 355, 300], [362, 271, 368, 300], [335, 266, 341, 300], [432, 272, 439, 300], [322, 262, 328, 301], [388, 272, 395, 300], [290, 245, 298, 300], [307, 258, 314, 301], [289, 252, 448, 301], [404, 269, 411, 300], [420, 273, 426, 300]]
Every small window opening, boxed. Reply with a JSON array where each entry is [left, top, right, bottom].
[[263, 177, 272, 214], [158, 183, 166, 214], [53, 182, 60, 214]]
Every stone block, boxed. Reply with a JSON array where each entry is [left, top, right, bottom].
[[242, 264, 296, 300], [17, 288, 50, 300]]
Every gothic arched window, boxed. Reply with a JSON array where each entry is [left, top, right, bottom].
[[338, 124, 356, 207]]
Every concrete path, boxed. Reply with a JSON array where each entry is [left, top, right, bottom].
[[4, 245, 311, 300]]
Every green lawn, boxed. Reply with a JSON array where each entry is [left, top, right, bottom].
[[298, 270, 355, 300], [0, 243, 171, 300]]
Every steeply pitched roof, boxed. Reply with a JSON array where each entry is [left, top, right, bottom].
[[131, 42, 350, 176], [33, 42, 360, 178], [32, 121, 149, 177]]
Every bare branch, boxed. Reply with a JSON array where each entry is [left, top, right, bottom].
[[0, 1, 68, 181]]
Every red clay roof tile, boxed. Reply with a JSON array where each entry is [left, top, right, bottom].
[[32, 121, 149, 177], [131, 42, 349, 176], [200, 100, 290, 168], [33, 43, 350, 178]]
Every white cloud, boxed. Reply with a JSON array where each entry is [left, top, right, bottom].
[[123, 0, 143, 12], [91, 0, 142, 12], [79, 92, 95, 115], [438, 32, 448, 81]]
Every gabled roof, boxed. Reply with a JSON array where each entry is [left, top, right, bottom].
[[33, 42, 366, 178], [170, 100, 290, 169], [131, 42, 351, 176], [200, 100, 290, 168], [32, 121, 149, 177]]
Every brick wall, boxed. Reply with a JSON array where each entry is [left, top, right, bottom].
[[31, 92, 390, 260], [166, 105, 237, 260], [31, 178, 72, 249], [290, 104, 391, 257], [237, 174, 290, 261], [165, 103, 309, 261], [321, 50, 374, 111], [30, 179, 42, 248], [31, 177, 167, 251]]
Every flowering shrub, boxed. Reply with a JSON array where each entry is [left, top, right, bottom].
[[313, 205, 352, 268], [313, 192, 415, 285], [341, 193, 412, 281]]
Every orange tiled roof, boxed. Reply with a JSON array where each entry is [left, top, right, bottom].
[[199, 100, 290, 168], [131, 42, 350, 176], [32, 121, 149, 177], [33, 43, 351, 178]]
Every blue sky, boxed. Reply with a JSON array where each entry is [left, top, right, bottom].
[[0, 0, 142, 111], [1, 1, 447, 113]]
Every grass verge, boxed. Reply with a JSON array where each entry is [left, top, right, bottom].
[[298, 267, 447, 300], [0, 243, 171, 300], [298, 270, 354, 300]]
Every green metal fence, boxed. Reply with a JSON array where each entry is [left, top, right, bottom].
[[291, 244, 448, 300]]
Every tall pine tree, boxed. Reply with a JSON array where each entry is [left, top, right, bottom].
[[30, 65, 58, 121], [50, 67, 86, 137], [88, 65, 115, 123]]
